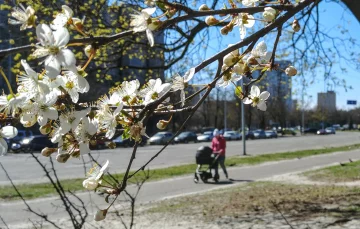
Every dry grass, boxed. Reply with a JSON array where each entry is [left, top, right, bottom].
[[148, 182, 360, 222]]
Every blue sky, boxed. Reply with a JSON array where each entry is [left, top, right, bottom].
[[182, 1, 360, 110], [298, 2, 360, 110]]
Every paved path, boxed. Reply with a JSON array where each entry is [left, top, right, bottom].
[[0, 132, 359, 185], [1, 149, 360, 228]]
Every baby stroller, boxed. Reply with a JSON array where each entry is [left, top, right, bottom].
[[194, 146, 220, 183]]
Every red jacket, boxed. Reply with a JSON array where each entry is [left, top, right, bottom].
[[211, 136, 226, 156]]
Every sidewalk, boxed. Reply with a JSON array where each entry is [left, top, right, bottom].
[[1, 149, 360, 228]]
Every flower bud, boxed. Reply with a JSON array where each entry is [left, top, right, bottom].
[[39, 123, 52, 135], [83, 178, 98, 190], [292, 19, 300, 32], [156, 120, 169, 130], [199, 4, 210, 11], [220, 23, 234, 35], [72, 17, 84, 31], [246, 56, 258, 65], [227, 44, 239, 56], [285, 66, 297, 76], [223, 53, 237, 67], [205, 16, 219, 26], [84, 45, 94, 58], [41, 147, 57, 157], [94, 209, 107, 221], [233, 62, 245, 75], [263, 7, 276, 22], [56, 153, 70, 163]]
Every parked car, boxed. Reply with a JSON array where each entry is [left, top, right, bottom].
[[175, 131, 198, 143], [112, 135, 147, 147], [325, 127, 336, 134], [223, 131, 241, 140], [316, 129, 327, 135], [239, 131, 254, 140], [149, 132, 174, 145], [304, 128, 318, 134], [253, 130, 266, 139], [197, 131, 213, 142], [265, 130, 278, 138], [11, 135, 55, 153]]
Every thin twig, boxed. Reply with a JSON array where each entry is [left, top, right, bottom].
[[270, 200, 295, 229]]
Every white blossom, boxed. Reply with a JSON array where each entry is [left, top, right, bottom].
[[247, 41, 272, 64], [0, 126, 18, 155], [17, 60, 50, 101], [217, 71, 242, 88], [98, 104, 123, 139], [74, 117, 98, 154], [51, 5, 74, 30], [242, 0, 259, 7], [94, 209, 108, 221], [130, 122, 148, 142], [234, 13, 255, 40], [139, 78, 171, 105], [57, 71, 89, 103], [263, 7, 276, 22], [171, 68, 195, 107], [8, 4, 36, 30], [83, 160, 109, 191], [20, 99, 58, 127], [32, 24, 77, 78], [130, 8, 156, 47], [0, 94, 27, 116], [243, 85, 270, 111]]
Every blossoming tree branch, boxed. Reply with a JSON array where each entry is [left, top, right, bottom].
[[0, 0, 314, 221]]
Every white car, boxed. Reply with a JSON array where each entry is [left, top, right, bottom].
[[197, 131, 213, 142], [223, 131, 241, 141]]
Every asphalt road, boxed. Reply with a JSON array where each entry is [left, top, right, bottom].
[[2, 148, 360, 228], [0, 132, 359, 185]]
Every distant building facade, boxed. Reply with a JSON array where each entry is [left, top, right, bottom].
[[317, 91, 336, 112], [258, 60, 293, 110]]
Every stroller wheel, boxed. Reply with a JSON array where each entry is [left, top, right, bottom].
[[194, 173, 199, 183], [200, 174, 208, 183]]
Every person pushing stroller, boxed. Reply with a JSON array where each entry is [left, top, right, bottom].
[[211, 129, 228, 180]]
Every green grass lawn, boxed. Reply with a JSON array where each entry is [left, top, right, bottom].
[[303, 159, 360, 183], [1, 143, 360, 201]]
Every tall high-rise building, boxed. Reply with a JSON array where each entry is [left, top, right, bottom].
[[258, 60, 293, 110], [317, 91, 336, 112]]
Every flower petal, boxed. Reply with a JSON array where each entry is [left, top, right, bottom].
[[36, 24, 54, 46], [243, 97, 253, 104], [142, 7, 156, 18], [250, 85, 260, 97], [58, 49, 76, 71], [45, 56, 61, 78], [146, 29, 154, 47], [183, 68, 195, 83], [53, 27, 70, 47], [259, 91, 270, 100], [257, 101, 267, 111], [0, 138, 8, 155], [1, 126, 18, 138], [244, 14, 255, 28]]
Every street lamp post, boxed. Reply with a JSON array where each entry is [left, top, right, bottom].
[[241, 79, 246, 155]]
